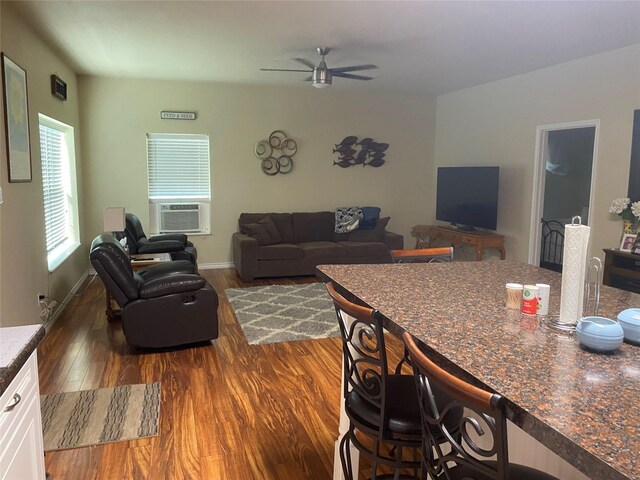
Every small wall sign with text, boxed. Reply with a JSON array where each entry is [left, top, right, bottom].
[[160, 111, 197, 120]]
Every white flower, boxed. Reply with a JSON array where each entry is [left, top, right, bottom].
[[631, 201, 640, 220], [609, 197, 630, 215]]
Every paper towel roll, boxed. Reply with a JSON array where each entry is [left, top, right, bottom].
[[559, 223, 590, 325]]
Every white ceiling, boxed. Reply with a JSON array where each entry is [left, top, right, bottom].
[[9, 0, 640, 95]]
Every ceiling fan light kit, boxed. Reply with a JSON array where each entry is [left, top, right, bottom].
[[312, 68, 331, 88], [261, 47, 376, 89]]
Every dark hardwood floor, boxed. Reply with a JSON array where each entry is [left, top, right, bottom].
[[38, 268, 349, 480]]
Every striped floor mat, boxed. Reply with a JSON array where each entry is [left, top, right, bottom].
[[40, 382, 160, 451]]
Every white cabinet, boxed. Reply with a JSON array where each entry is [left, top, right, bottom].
[[0, 351, 46, 480]]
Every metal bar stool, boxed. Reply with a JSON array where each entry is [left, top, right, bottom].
[[391, 247, 454, 264], [403, 333, 559, 480], [327, 283, 461, 479]]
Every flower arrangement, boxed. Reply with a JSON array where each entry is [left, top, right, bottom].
[[609, 197, 640, 221]]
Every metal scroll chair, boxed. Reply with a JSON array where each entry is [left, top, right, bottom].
[[326, 283, 461, 480], [540, 220, 564, 273], [403, 333, 559, 480], [392, 247, 454, 264]]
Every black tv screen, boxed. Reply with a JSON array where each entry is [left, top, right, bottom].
[[436, 166, 499, 230]]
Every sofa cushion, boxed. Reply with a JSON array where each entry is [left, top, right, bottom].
[[257, 243, 304, 260], [335, 207, 362, 233], [337, 241, 390, 257], [258, 215, 282, 243], [240, 213, 293, 243], [359, 206, 381, 230], [243, 222, 275, 245], [299, 241, 347, 258], [349, 217, 390, 242], [292, 212, 335, 243]]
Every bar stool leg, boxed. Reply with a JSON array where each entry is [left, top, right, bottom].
[[333, 314, 360, 480]]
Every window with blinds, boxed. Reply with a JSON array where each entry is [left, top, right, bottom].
[[39, 114, 80, 271], [146, 133, 211, 200]]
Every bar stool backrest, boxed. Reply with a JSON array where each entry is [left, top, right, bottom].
[[326, 283, 390, 439], [403, 332, 509, 480]]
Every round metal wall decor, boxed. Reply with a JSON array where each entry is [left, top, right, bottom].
[[255, 130, 298, 175]]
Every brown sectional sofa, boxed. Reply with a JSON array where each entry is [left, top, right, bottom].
[[232, 211, 403, 281]]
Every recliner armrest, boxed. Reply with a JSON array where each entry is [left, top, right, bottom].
[[137, 238, 185, 253], [139, 274, 206, 299], [149, 233, 188, 245], [136, 260, 197, 281]]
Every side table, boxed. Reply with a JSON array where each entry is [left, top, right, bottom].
[[602, 248, 640, 293], [104, 253, 172, 320], [428, 226, 506, 261], [410, 225, 434, 249]]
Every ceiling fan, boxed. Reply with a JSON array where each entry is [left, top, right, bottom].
[[260, 47, 377, 89]]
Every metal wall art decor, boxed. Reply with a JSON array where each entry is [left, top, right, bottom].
[[255, 130, 297, 175], [333, 136, 388, 168]]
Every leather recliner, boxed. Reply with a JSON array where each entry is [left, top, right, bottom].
[[124, 213, 198, 264], [90, 234, 218, 349]]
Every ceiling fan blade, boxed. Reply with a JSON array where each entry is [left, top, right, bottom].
[[293, 58, 317, 69], [260, 68, 313, 73], [332, 72, 374, 81], [330, 64, 378, 73]]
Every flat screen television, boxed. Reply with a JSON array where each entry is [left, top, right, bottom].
[[436, 166, 499, 230]]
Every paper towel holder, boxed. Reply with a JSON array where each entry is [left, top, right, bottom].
[[543, 256, 602, 335], [583, 257, 602, 317]]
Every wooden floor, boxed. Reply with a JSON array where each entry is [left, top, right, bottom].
[[38, 268, 352, 480]]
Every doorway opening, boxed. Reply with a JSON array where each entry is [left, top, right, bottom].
[[528, 121, 599, 270]]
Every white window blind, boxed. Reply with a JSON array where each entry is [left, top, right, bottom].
[[40, 124, 69, 253], [147, 133, 211, 200]]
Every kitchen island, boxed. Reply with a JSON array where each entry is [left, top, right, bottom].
[[0, 324, 46, 479], [318, 261, 639, 480]]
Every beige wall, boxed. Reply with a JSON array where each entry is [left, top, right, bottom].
[[434, 45, 640, 262], [0, 5, 87, 327], [79, 77, 437, 263]]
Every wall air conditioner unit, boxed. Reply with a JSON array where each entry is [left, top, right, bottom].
[[152, 203, 210, 234]]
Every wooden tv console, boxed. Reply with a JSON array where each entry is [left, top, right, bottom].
[[428, 226, 506, 261]]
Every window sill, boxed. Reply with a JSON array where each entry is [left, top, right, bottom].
[[48, 241, 81, 272]]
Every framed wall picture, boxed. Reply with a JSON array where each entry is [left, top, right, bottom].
[[632, 234, 640, 255], [620, 233, 637, 252], [1, 53, 32, 182]]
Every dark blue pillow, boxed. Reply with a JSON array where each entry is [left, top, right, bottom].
[[359, 207, 381, 230]]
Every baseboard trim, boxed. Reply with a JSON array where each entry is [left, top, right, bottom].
[[44, 270, 90, 331], [198, 262, 234, 270]]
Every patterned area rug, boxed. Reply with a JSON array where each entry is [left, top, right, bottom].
[[40, 382, 160, 451], [226, 283, 339, 345]]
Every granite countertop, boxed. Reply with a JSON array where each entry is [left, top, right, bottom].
[[0, 324, 46, 397], [318, 261, 640, 480]]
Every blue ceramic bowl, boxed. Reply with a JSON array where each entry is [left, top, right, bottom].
[[576, 317, 624, 352], [617, 308, 640, 344]]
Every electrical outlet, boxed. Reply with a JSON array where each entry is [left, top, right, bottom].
[[37, 293, 47, 307]]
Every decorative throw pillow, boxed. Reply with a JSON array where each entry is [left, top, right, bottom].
[[349, 217, 390, 242], [335, 207, 363, 233], [242, 223, 274, 245], [258, 215, 282, 244], [359, 206, 381, 230]]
